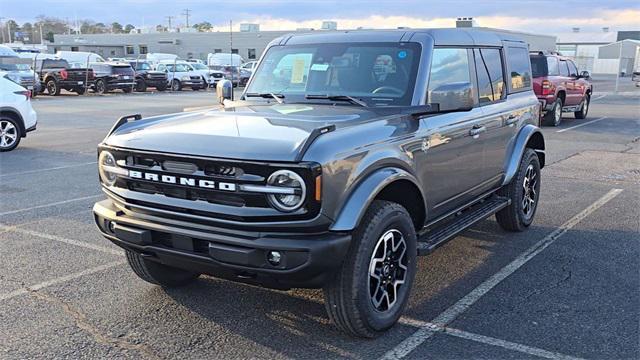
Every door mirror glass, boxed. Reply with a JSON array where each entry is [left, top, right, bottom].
[[580, 70, 590, 79], [428, 82, 474, 112]]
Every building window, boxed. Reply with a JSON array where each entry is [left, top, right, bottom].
[[214, 49, 222, 53], [71, 46, 79, 52], [231, 48, 239, 54], [139, 45, 148, 54], [247, 48, 256, 59], [126, 45, 135, 55]]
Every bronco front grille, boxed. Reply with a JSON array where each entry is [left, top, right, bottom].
[[101, 147, 321, 222]]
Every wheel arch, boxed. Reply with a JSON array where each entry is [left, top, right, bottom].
[[502, 125, 545, 186], [330, 167, 426, 232], [0, 107, 25, 137]]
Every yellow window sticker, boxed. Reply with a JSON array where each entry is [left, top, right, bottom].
[[290, 58, 307, 84]]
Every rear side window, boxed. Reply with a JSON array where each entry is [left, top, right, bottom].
[[530, 56, 548, 77], [473, 48, 505, 104], [559, 60, 570, 76], [506, 47, 531, 92]]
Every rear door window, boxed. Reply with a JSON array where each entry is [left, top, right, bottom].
[[559, 60, 570, 77], [506, 46, 531, 92], [474, 48, 505, 103], [547, 57, 559, 76]]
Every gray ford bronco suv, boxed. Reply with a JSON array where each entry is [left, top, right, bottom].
[[93, 29, 544, 337]]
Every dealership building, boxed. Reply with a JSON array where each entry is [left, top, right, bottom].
[[45, 19, 558, 63]]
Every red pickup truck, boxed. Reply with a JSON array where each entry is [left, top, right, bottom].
[[530, 52, 593, 126]]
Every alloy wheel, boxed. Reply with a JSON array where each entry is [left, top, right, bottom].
[[522, 164, 538, 219], [554, 102, 562, 125], [0, 120, 18, 149], [368, 229, 408, 312]]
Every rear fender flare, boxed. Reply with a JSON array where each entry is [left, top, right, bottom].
[[330, 167, 425, 232], [502, 125, 545, 186]]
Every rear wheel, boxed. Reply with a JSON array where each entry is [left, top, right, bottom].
[[125, 251, 200, 287], [323, 200, 417, 338], [543, 98, 563, 126], [574, 94, 590, 119], [0, 117, 21, 152], [122, 87, 132, 93], [496, 148, 541, 232], [46, 79, 60, 96]]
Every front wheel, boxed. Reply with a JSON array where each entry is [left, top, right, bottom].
[[496, 148, 541, 232], [323, 200, 417, 338], [135, 80, 147, 92], [122, 87, 132, 93], [574, 94, 590, 119], [171, 79, 182, 91], [46, 79, 60, 96], [95, 79, 107, 94], [125, 251, 200, 287]]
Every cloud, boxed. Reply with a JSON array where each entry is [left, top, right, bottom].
[[209, 8, 639, 34]]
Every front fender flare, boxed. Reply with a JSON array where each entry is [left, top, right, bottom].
[[502, 125, 545, 186], [330, 167, 423, 232]]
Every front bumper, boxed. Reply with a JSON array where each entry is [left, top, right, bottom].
[[93, 199, 351, 289]]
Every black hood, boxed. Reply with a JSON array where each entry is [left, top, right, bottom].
[[104, 102, 387, 162]]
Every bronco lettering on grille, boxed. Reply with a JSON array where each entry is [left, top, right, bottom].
[[128, 170, 237, 191]]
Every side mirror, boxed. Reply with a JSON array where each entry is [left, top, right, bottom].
[[580, 70, 590, 79], [216, 79, 233, 104], [428, 82, 474, 112]]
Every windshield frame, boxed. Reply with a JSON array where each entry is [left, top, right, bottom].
[[244, 42, 422, 107]]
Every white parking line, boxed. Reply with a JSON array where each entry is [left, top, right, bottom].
[[382, 188, 623, 359], [0, 260, 124, 302], [0, 224, 124, 257], [0, 162, 97, 177], [0, 194, 103, 217], [590, 94, 607, 102], [556, 116, 608, 133], [398, 319, 584, 360]]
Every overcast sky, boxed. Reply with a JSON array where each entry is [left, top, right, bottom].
[[1, 0, 638, 34]]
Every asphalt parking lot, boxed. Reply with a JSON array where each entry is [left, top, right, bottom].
[[0, 83, 638, 359]]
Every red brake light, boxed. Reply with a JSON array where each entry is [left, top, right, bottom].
[[60, 69, 68, 80], [541, 80, 553, 96], [14, 90, 31, 100]]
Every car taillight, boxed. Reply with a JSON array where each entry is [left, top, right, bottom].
[[541, 80, 552, 96], [14, 90, 31, 100], [60, 69, 68, 80]]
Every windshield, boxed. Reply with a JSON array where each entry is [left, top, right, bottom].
[[131, 62, 151, 70], [165, 64, 190, 72], [0, 63, 18, 71], [191, 63, 208, 70], [246, 42, 421, 106]]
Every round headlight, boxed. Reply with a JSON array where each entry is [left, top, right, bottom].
[[98, 151, 118, 186], [267, 170, 306, 212]]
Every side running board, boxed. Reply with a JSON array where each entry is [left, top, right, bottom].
[[417, 195, 510, 256]]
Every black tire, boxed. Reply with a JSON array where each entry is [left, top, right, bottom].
[[73, 87, 85, 95], [574, 94, 590, 119], [323, 200, 417, 338], [95, 79, 107, 94], [122, 87, 133, 93], [542, 98, 563, 126], [156, 84, 167, 92], [135, 80, 147, 92], [46, 79, 60, 96], [171, 79, 182, 91], [192, 86, 201, 91], [496, 148, 541, 232], [0, 116, 22, 152], [125, 250, 200, 287]]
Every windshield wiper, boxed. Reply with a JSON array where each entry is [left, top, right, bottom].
[[305, 94, 368, 107], [245, 92, 284, 104]]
